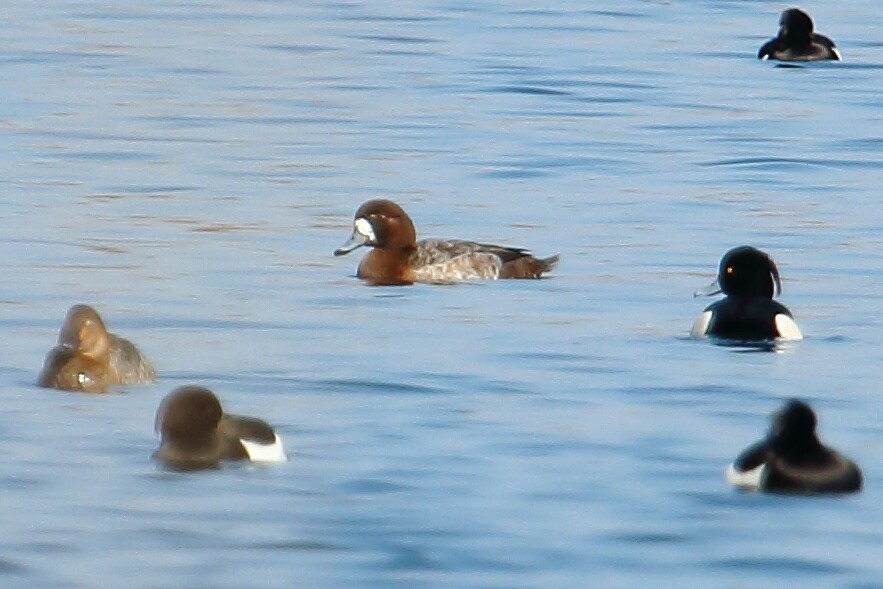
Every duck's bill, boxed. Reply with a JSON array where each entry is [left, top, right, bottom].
[[693, 279, 722, 298], [333, 231, 368, 256]]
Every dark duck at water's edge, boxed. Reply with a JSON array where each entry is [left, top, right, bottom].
[[691, 246, 802, 342], [727, 399, 862, 494], [153, 385, 286, 471], [758, 8, 840, 61]]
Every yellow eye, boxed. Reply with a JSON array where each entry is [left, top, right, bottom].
[[726, 266, 734, 275]]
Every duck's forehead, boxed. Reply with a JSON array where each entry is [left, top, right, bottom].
[[724, 247, 768, 268], [354, 199, 396, 217]]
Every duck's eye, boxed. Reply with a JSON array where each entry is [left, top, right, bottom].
[[726, 266, 734, 275]]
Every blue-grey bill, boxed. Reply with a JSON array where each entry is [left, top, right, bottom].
[[693, 279, 722, 298], [334, 231, 368, 256]]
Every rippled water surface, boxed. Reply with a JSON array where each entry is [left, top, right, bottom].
[[2, 1, 883, 587]]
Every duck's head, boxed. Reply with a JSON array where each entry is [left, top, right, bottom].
[[334, 199, 417, 255]]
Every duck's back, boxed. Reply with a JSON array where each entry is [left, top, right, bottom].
[[764, 451, 862, 493], [705, 297, 793, 340], [759, 34, 839, 61], [411, 239, 505, 281], [412, 239, 558, 281], [108, 334, 156, 384], [220, 414, 286, 462]]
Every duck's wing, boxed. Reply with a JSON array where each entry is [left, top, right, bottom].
[[412, 239, 557, 281], [757, 38, 779, 59], [221, 414, 287, 462], [411, 239, 505, 281], [726, 440, 771, 490], [37, 346, 107, 393], [765, 451, 862, 494], [37, 347, 74, 388], [108, 334, 156, 384], [812, 33, 841, 60]]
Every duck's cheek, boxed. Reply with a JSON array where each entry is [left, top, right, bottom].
[[354, 217, 377, 242], [334, 218, 377, 256]]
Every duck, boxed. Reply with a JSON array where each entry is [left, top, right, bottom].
[[334, 199, 559, 285], [153, 385, 286, 471], [726, 399, 862, 494], [691, 246, 802, 342], [758, 8, 840, 61], [37, 304, 156, 393]]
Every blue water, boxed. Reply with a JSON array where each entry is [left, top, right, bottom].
[[2, 1, 882, 587]]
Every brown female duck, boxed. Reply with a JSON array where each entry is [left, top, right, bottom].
[[334, 199, 559, 285], [38, 304, 156, 393]]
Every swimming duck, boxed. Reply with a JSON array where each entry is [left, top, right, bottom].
[[38, 304, 156, 393], [153, 385, 286, 471], [726, 399, 862, 494], [334, 199, 559, 285], [758, 8, 840, 61], [691, 246, 802, 342]]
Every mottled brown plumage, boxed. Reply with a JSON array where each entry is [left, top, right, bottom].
[[38, 304, 156, 393]]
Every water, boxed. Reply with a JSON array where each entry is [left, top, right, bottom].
[[2, 1, 882, 587]]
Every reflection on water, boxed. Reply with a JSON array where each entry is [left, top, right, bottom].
[[2, 1, 882, 588]]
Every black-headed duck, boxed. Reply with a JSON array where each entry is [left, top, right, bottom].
[[691, 246, 802, 342], [334, 199, 559, 285], [154, 385, 286, 471], [758, 8, 840, 61], [726, 399, 862, 494], [38, 304, 156, 393]]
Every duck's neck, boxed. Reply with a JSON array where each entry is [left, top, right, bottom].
[[359, 246, 415, 285]]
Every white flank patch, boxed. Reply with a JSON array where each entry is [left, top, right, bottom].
[[725, 462, 765, 491], [774, 314, 803, 341], [832, 47, 842, 60], [241, 434, 287, 463], [690, 311, 713, 338], [354, 217, 376, 241]]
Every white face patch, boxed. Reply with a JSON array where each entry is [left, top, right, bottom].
[[354, 217, 376, 242]]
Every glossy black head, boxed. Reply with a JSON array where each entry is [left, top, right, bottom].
[[779, 8, 814, 44], [717, 246, 782, 299], [769, 398, 819, 451]]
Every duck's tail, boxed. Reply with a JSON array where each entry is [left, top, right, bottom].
[[501, 253, 560, 279]]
